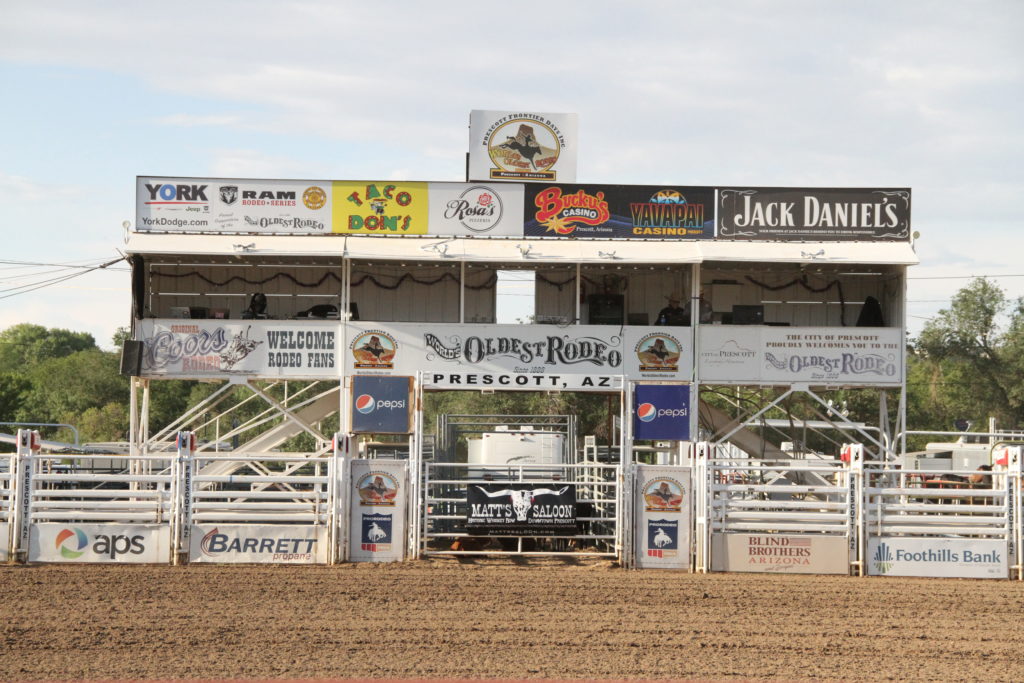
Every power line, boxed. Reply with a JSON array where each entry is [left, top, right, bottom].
[[0, 257, 125, 301]]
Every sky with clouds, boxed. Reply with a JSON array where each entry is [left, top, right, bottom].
[[1, 0, 1021, 347]]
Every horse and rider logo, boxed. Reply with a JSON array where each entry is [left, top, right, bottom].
[[356, 472, 399, 506], [486, 119, 562, 180], [643, 478, 684, 512], [361, 513, 392, 552]]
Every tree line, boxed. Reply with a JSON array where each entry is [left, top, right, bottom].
[[0, 277, 1019, 448]]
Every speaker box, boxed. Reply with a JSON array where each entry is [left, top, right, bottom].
[[120, 340, 144, 376], [587, 294, 624, 325]]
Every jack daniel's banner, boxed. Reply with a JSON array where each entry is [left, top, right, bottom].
[[717, 188, 911, 241], [467, 483, 577, 536]]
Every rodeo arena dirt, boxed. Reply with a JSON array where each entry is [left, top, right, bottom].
[[4, 115, 1024, 681]]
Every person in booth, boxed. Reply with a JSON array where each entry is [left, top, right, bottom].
[[656, 291, 713, 326], [656, 292, 688, 326]]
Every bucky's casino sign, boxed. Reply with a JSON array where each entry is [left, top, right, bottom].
[[524, 184, 714, 239]]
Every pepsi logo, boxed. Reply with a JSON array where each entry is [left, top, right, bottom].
[[355, 394, 375, 414], [637, 403, 657, 422]]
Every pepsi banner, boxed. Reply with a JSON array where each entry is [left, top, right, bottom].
[[467, 483, 577, 536], [351, 375, 412, 434], [633, 384, 690, 440]]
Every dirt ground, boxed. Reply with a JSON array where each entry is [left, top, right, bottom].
[[2, 558, 1023, 682]]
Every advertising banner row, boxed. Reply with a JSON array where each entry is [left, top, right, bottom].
[[134, 320, 904, 387], [136, 177, 911, 242]]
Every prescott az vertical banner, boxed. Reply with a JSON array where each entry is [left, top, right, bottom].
[[348, 459, 408, 562], [634, 465, 692, 569]]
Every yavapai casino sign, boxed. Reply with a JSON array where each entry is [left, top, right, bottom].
[[718, 187, 911, 241], [524, 184, 714, 239]]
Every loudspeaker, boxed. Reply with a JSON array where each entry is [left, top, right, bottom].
[[587, 294, 624, 325], [120, 340, 144, 376]]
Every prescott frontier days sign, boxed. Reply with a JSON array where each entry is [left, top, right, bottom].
[[136, 178, 911, 241]]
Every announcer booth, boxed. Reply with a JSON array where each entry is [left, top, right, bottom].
[[122, 113, 917, 566]]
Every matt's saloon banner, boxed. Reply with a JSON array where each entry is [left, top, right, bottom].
[[467, 483, 577, 536], [468, 110, 578, 183], [524, 184, 714, 239], [349, 460, 408, 562], [717, 188, 911, 241], [634, 466, 692, 569]]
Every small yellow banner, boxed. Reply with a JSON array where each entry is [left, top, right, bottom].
[[332, 181, 429, 234]]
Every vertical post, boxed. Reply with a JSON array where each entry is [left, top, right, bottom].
[[848, 444, 864, 576], [694, 441, 709, 573], [328, 434, 341, 564], [899, 265, 908, 460], [11, 429, 37, 562], [174, 431, 195, 566], [1008, 446, 1021, 581], [618, 382, 631, 565], [459, 261, 466, 324]]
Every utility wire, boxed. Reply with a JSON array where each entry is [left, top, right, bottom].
[[0, 257, 125, 301]]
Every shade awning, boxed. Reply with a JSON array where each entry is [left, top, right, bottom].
[[125, 232, 918, 266]]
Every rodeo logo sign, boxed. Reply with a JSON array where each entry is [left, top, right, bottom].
[[635, 333, 681, 373], [350, 331, 397, 370], [643, 477, 684, 512], [356, 472, 399, 506]]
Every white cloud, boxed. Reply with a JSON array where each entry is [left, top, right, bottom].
[[155, 114, 241, 127]]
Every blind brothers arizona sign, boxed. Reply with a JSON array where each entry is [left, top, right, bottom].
[[718, 188, 911, 241]]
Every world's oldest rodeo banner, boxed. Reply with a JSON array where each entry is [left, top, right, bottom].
[[136, 177, 911, 241]]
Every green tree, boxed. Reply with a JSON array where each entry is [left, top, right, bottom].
[[0, 323, 95, 373], [17, 349, 128, 440], [913, 278, 1024, 428]]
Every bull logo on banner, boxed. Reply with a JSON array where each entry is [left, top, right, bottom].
[[475, 485, 568, 521]]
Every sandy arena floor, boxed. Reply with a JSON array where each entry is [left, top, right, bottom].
[[2, 558, 1023, 682]]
